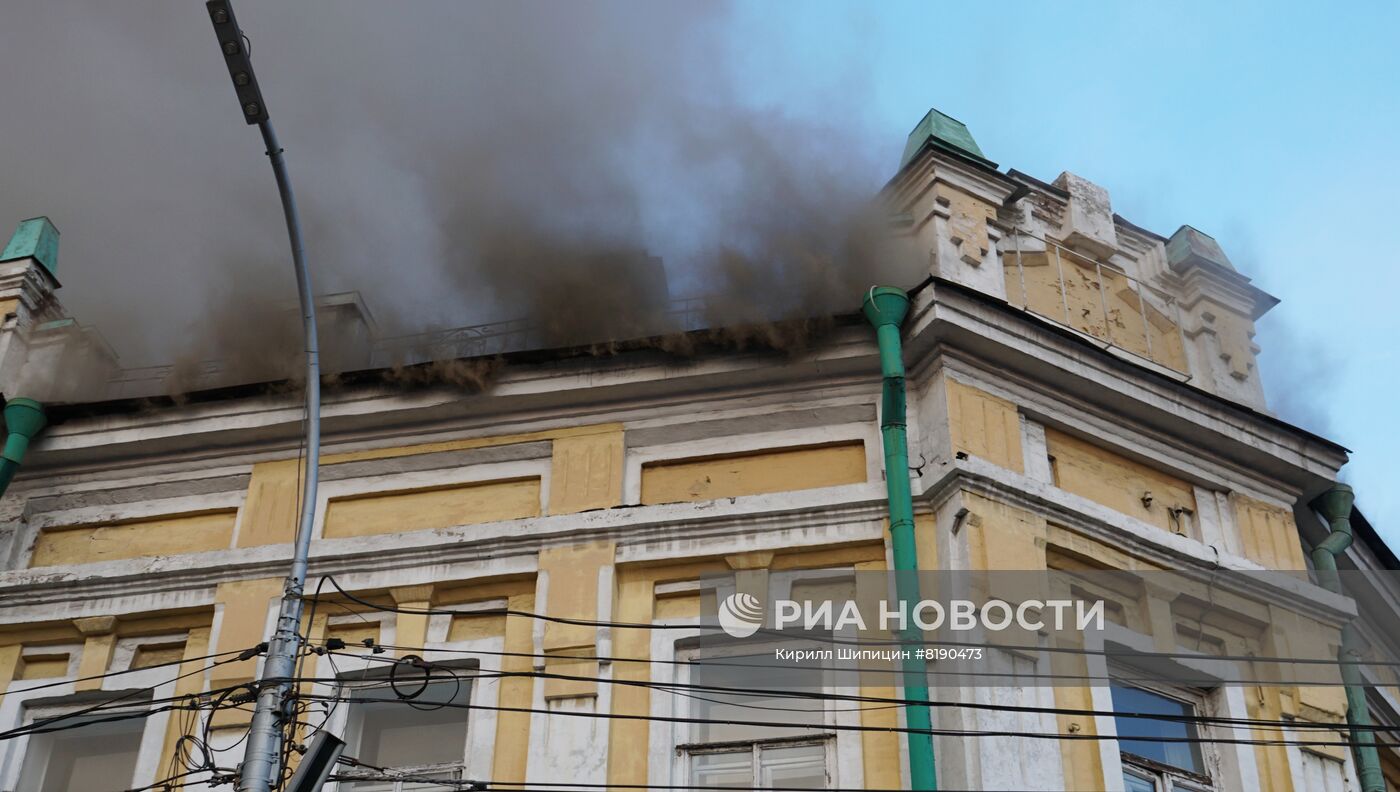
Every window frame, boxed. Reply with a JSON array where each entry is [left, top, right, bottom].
[[1109, 674, 1217, 792], [308, 604, 505, 791], [674, 640, 839, 790], [13, 695, 156, 792], [329, 662, 476, 790]]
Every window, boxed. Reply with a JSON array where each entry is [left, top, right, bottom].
[[16, 710, 146, 792], [682, 652, 832, 790], [337, 676, 473, 792], [1111, 684, 1213, 792]]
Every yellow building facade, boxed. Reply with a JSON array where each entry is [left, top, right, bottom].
[[1, 112, 1397, 791]]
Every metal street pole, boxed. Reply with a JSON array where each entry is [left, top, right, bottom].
[[205, 3, 322, 790]]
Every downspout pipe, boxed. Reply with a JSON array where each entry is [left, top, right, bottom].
[[1312, 484, 1385, 792], [862, 286, 938, 791], [0, 398, 47, 498]]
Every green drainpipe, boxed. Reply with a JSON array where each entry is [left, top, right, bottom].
[[1312, 484, 1385, 792], [862, 286, 938, 791], [0, 398, 47, 498]]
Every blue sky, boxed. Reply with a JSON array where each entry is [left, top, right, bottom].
[[726, 1, 1399, 540]]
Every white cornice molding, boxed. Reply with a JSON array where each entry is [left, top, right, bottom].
[[0, 466, 1354, 631], [904, 280, 1347, 487]]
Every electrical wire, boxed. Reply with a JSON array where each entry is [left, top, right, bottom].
[[283, 657, 1398, 750], [328, 776, 1135, 792], [318, 575, 1400, 670], [0, 652, 256, 742], [317, 640, 1393, 723], [301, 652, 1391, 740], [3, 647, 255, 696], [294, 687, 1400, 750]]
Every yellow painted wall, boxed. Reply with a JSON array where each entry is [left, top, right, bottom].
[[1044, 428, 1197, 535], [539, 541, 614, 698], [946, 379, 1023, 472], [131, 641, 188, 669], [0, 645, 19, 712], [28, 424, 621, 567], [938, 183, 997, 266], [1248, 685, 1298, 792], [388, 584, 435, 657], [1187, 297, 1258, 381], [549, 429, 624, 514], [29, 510, 236, 568], [325, 619, 381, 648], [17, 653, 69, 680], [607, 572, 655, 790], [1051, 671, 1104, 789], [322, 422, 623, 464], [1233, 494, 1307, 571], [445, 613, 506, 643], [853, 558, 903, 789], [156, 627, 211, 776], [963, 490, 1047, 570], [236, 459, 302, 548], [210, 577, 283, 686], [1003, 250, 1187, 372], [492, 592, 536, 784], [322, 477, 541, 539], [640, 442, 866, 505], [74, 620, 118, 692]]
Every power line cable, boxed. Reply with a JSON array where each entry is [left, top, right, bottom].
[[3, 647, 256, 696], [0, 651, 256, 742], [306, 655, 1393, 741], [318, 576, 1400, 670], [292, 687, 1400, 751], [324, 643, 1388, 722]]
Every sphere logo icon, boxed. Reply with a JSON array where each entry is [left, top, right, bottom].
[[718, 592, 764, 638]]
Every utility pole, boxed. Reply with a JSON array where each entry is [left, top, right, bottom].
[[204, 3, 323, 790]]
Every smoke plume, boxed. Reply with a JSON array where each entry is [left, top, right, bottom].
[[0, 1, 907, 401]]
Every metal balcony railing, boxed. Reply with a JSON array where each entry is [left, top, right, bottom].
[[97, 295, 724, 399], [1003, 228, 1191, 379], [96, 237, 1193, 401]]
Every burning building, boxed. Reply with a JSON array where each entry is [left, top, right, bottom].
[[0, 109, 1397, 791]]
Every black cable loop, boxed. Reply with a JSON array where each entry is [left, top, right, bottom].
[[389, 652, 433, 702]]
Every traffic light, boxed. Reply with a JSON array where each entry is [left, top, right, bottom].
[[206, 0, 269, 124]]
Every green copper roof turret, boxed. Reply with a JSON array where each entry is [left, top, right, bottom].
[[900, 108, 993, 170], [0, 217, 60, 275], [1166, 225, 1236, 273]]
